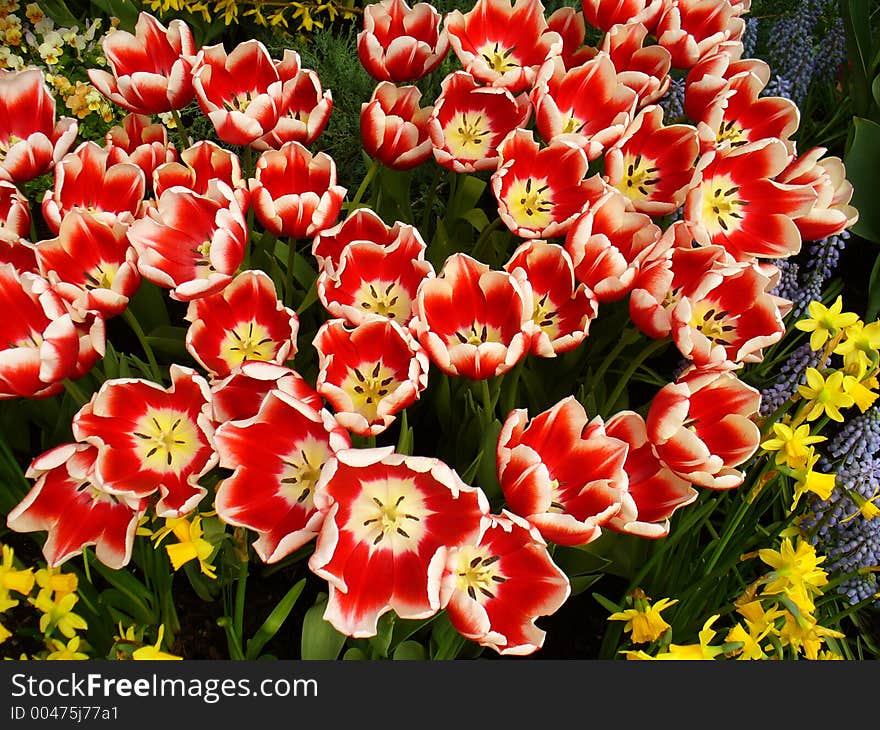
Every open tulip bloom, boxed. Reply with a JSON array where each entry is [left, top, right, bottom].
[[0, 1, 867, 662]]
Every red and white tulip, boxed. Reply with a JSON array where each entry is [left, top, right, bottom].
[[497, 396, 629, 546], [439, 511, 570, 655], [410, 253, 534, 380], [309, 446, 489, 638], [428, 71, 531, 174], [313, 318, 429, 437], [7, 443, 147, 569], [42, 141, 146, 234], [361, 83, 434, 171], [214, 390, 351, 563], [71, 364, 218, 517], [646, 365, 761, 489], [185, 269, 299, 379], [358, 0, 450, 82], [87, 11, 197, 114], [250, 142, 346, 240], [0, 68, 78, 183], [445, 0, 563, 93], [504, 240, 598, 357], [127, 180, 249, 302]]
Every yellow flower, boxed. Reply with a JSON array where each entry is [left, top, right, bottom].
[[0, 544, 35, 607], [46, 636, 89, 660], [31, 590, 88, 639], [778, 610, 845, 660], [797, 368, 854, 422], [725, 622, 768, 660], [840, 488, 880, 523], [758, 538, 829, 602], [608, 596, 678, 644], [648, 615, 726, 660], [132, 625, 182, 660], [760, 422, 826, 468], [0, 620, 11, 645], [795, 296, 860, 351], [842, 374, 878, 412], [834, 319, 880, 372], [789, 448, 836, 510], [816, 650, 844, 660], [35, 567, 78, 602], [152, 514, 217, 579]]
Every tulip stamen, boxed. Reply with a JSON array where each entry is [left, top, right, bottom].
[[456, 547, 505, 603], [701, 176, 748, 237], [278, 444, 325, 508], [133, 408, 200, 473], [619, 153, 661, 203], [349, 480, 429, 549]]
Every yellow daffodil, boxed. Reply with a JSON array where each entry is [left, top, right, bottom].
[[646, 615, 726, 660], [31, 591, 88, 639], [45, 636, 89, 660], [840, 488, 880, 523], [778, 610, 845, 660], [132, 625, 182, 660], [760, 422, 826, 468], [834, 319, 880, 372], [795, 296, 860, 351], [1, 544, 35, 612], [842, 374, 878, 412], [725, 622, 768, 660], [789, 448, 836, 510], [152, 515, 217, 580], [0, 621, 11, 645], [758, 538, 829, 601], [797, 368, 854, 422], [608, 596, 678, 644], [35, 567, 78, 602]]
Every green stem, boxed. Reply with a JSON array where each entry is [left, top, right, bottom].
[[351, 158, 381, 208], [62, 378, 89, 406], [471, 217, 505, 262], [233, 552, 249, 649], [419, 164, 443, 238], [170, 109, 191, 150], [285, 237, 298, 305], [480, 377, 493, 426], [590, 328, 640, 386], [601, 337, 668, 416], [122, 308, 161, 382]]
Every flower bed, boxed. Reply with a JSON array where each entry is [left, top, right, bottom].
[[0, 0, 878, 661]]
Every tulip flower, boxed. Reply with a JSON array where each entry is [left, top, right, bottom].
[[410, 253, 534, 380], [439, 511, 570, 655], [497, 396, 629, 546], [153, 140, 250, 213], [191, 40, 284, 147], [309, 446, 489, 637], [184, 269, 299, 378], [313, 318, 430, 437], [428, 71, 531, 174], [250, 142, 346, 240], [646, 365, 761, 489], [445, 0, 563, 93], [317, 229, 433, 326], [491, 128, 606, 239], [34, 209, 141, 319], [358, 0, 450, 82], [42, 141, 146, 234], [87, 11, 197, 114], [361, 83, 434, 171], [214, 390, 351, 563], [127, 180, 249, 302], [0, 68, 78, 183], [71, 365, 218, 517], [7, 443, 147, 569]]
